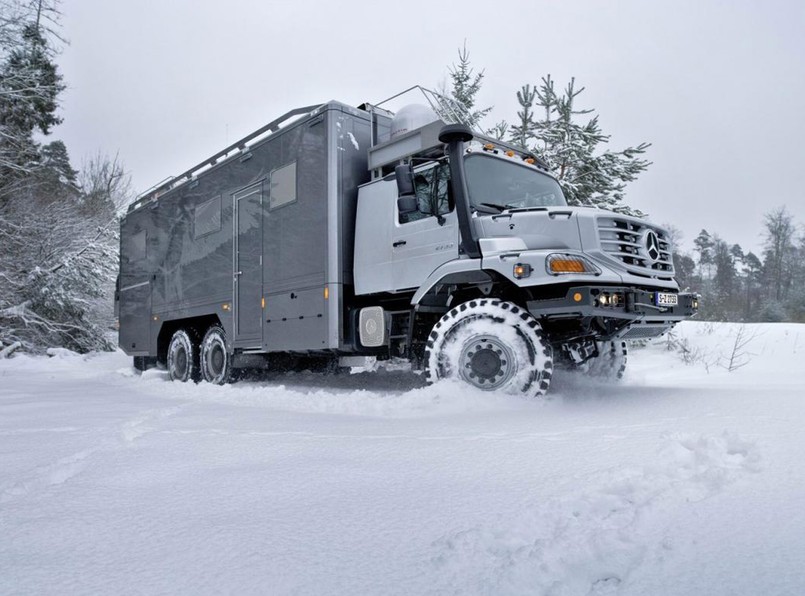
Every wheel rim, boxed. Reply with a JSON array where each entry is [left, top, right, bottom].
[[175, 347, 187, 378], [458, 334, 516, 390], [209, 342, 225, 377]]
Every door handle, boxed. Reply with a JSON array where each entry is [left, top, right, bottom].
[[393, 240, 407, 247], [234, 271, 243, 276]]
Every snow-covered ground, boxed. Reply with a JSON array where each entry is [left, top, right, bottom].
[[1, 321, 804, 596]]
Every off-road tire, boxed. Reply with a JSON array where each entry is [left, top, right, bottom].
[[200, 325, 234, 385], [167, 328, 200, 382], [424, 299, 553, 397], [580, 340, 627, 381]]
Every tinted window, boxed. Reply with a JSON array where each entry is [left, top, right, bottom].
[[400, 163, 452, 224], [194, 195, 222, 238], [126, 230, 147, 261], [270, 161, 297, 209]]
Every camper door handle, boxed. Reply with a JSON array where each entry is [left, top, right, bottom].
[[393, 240, 407, 247], [234, 271, 243, 276]]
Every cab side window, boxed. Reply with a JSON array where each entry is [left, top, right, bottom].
[[400, 163, 453, 224]]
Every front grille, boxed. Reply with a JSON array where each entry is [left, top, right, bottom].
[[597, 216, 675, 280]]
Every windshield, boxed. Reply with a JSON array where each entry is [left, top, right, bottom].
[[464, 154, 567, 212]]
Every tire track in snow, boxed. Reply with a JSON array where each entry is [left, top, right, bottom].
[[120, 405, 185, 443], [429, 432, 761, 595], [0, 405, 186, 504]]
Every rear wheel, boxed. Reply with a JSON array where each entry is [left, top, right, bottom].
[[200, 325, 233, 385], [167, 329, 200, 382], [580, 340, 627, 381], [425, 299, 553, 397]]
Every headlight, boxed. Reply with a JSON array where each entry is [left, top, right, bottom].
[[546, 254, 601, 276]]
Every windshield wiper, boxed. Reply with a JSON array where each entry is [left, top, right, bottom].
[[476, 202, 511, 213], [508, 206, 550, 213]]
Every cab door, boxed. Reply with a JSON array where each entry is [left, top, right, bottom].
[[391, 163, 459, 291]]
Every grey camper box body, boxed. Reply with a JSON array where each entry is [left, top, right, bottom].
[[118, 102, 387, 362]]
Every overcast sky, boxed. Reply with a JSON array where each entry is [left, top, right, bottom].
[[54, 0, 804, 254]]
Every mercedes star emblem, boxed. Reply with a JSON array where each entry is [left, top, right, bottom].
[[645, 230, 661, 262]]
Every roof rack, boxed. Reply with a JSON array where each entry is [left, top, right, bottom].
[[129, 103, 322, 212], [358, 85, 477, 151]]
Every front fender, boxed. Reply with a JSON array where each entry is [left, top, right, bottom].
[[482, 249, 623, 288], [410, 259, 491, 305]]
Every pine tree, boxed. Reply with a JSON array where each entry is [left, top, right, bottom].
[[742, 251, 763, 320], [444, 43, 492, 129], [440, 50, 652, 216], [487, 120, 508, 141], [510, 84, 536, 149], [712, 237, 738, 316], [518, 76, 650, 216], [36, 139, 78, 196], [0, 13, 64, 188]]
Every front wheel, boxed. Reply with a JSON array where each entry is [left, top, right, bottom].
[[424, 299, 553, 397], [200, 325, 233, 385]]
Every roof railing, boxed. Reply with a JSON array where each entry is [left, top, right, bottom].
[[129, 103, 322, 212]]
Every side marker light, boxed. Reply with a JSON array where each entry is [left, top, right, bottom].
[[513, 263, 532, 279]]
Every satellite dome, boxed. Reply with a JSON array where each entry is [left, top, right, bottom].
[[390, 104, 439, 139]]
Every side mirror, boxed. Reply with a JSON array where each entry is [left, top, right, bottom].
[[395, 164, 418, 215], [395, 164, 415, 197], [397, 195, 418, 215]]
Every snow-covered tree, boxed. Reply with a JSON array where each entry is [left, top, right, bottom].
[[742, 251, 763, 320], [444, 43, 492, 129], [510, 84, 537, 149], [0, 151, 126, 353], [0, 1, 64, 189], [515, 76, 650, 216], [0, 2, 127, 353], [441, 49, 651, 216]]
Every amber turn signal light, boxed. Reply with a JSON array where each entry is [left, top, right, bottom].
[[513, 263, 532, 279], [546, 254, 601, 276]]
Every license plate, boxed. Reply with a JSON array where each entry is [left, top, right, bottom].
[[655, 292, 678, 307]]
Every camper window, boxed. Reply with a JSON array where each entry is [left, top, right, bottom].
[[194, 195, 222, 238], [270, 161, 297, 209]]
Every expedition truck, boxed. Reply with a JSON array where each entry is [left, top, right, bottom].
[[116, 87, 698, 397]]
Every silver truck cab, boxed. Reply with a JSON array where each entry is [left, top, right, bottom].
[[352, 104, 696, 396]]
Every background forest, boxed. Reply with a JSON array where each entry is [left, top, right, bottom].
[[1, 1, 129, 354], [1, 4, 802, 356], [443, 47, 805, 325]]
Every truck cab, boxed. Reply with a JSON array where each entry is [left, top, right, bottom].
[[351, 104, 697, 395]]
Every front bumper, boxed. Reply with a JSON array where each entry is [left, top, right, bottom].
[[526, 286, 699, 340]]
